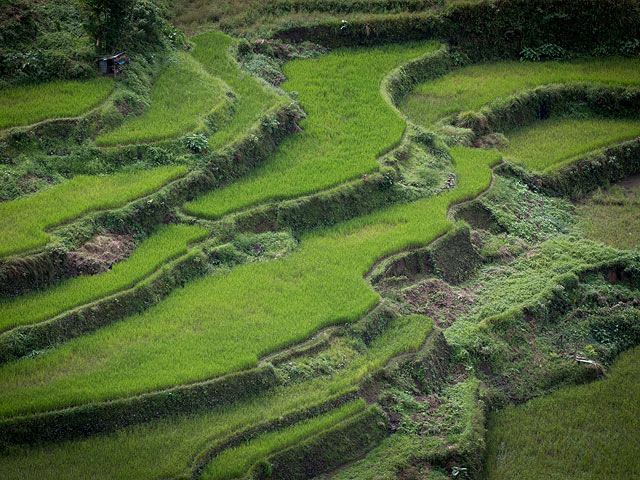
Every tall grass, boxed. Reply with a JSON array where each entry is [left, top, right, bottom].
[[0, 315, 432, 480], [0, 224, 208, 333], [202, 399, 366, 480], [189, 31, 281, 151], [401, 57, 640, 127], [482, 345, 640, 480], [0, 147, 498, 417], [184, 41, 439, 219], [0, 166, 187, 257], [0, 77, 114, 130], [501, 117, 640, 172], [95, 52, 226, 146]]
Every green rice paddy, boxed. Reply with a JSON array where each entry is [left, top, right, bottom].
[[95, 52, 226, 146], [483, 345, 640, 480], [190, 30, 281, 150], [402, 58, 640, 127], [0, 77, 114, 130], [0, 147, 498, 417], [0, 315, 432, 479], [2, 14, 640, 480], [0, 224, 208, 333], [0, 166, 187, 257], [184, 41, 439, 219], [501, 116, 640, 172]]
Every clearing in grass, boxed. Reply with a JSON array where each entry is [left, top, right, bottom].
[[0, 77, 114, 130], [0, 165, 187, 258], [500, 116, 640, 172], [0, 147, 498, 417], [482, 345, 640, 480], [401, 57, 640, 127], [95, 52, 227, 146], [184, 41, 439, 219], [0, 224, 208, 333]]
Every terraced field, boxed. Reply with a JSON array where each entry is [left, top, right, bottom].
[[1, 1, 640, 479], [0, 77, 114, 130]]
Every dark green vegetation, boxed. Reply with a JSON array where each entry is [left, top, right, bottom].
[[483, 346, 640, 480], [1, 0, 640, 479]]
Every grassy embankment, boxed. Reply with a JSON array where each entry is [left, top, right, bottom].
[[483, 345, 640, 480], [0, 224, 208, 333], [0, 146, 498, 417], [95, 52, 226, 146], [0, 77, 114, 130], [501, 117, 640, 172], [202, 399, 366, 480], [184, 41, 439, 219], [189, 30, 281, 151], [402, 58, 640, 127], [0, 166, 187, 258], [0, 316, 432, 480]]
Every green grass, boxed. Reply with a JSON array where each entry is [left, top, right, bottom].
[[0, 224, 208, 333], [0, 77, 114, 130], [184, 41, 439, 219], [500, 117, 640, 172], [95, 52, 226, 146], [0, 166, 187, 258], [401, 58, 640, 127], [0, 146, 498, 417], [202, 400, 366, 480], [577, 183, 640, 250], [0, 315, 432, 480], [482, 345, 640, 480], [189, 30, 281, 151]]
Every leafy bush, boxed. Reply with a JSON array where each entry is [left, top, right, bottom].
[[185, 133, 209, 153], [519, 43, 568, 62]]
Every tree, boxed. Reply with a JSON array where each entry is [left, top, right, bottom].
[[79, 0, 136, 52]]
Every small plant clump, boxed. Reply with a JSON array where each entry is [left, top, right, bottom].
[[185, 133, 209, 153]]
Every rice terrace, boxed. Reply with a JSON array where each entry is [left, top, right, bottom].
[[1, 0, 640, 478]]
